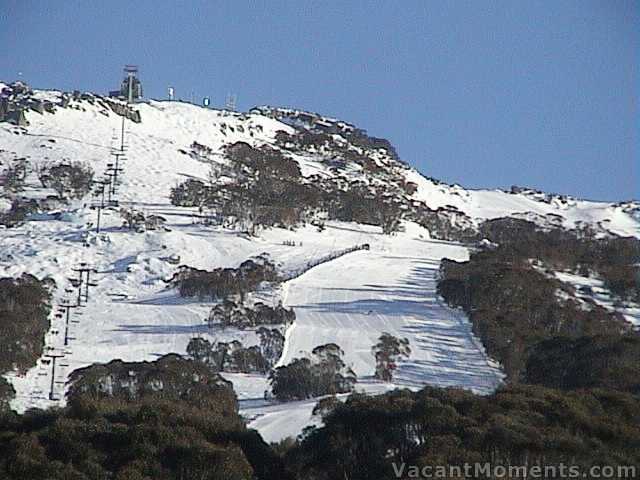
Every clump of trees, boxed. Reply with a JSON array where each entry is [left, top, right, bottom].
[[479, 218, 640, 301], [171, 142, 318, 233], [0, 377, 15, 411], [0, 355, 293, 480], [169, 141, 410, 235], [438, 217, 639, 382], [372, 333, 410, 382], [170, 254, 278, 301], [68, 354, 236, 406], [286, 385, 640, 480], [409, 204, 478, 242], [322, 181, 404, 234], [37, 161, 94, 199], [269, 343, 356, 401], [0, 274, 53, 406], [208, 300, 295, 329], [119, 207, 166, 231], [257, 327, 285, 366], [169, 177, 211, 207], [186, 337, 272, 374]]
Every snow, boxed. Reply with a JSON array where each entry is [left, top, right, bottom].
[[554, 271, 640, 327], [405, 170, 640, 238], [1, 87, 637, 442]]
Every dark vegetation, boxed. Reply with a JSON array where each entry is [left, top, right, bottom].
[[260, 106, 402, 161], [208, 300, 295, 329], [372, 333, 411, 382], [186, 336, 279, 374], [0, 274, 52, 407], [2, 113, 639, 477], [0, 197, 40, 227], [170, 136, 485, 239], [67, 354, 235, 404], [0, 159, 27, 193], [269, 344, 356, 401], [478, 218, 640, 301], [37, 161, 94, 199], [286, 385, 640, 479], [170, 141, 410, 234], [525, 334, 640, 393], [170, 254, 278, 301], [0, 355, 292, 480], [438, 218, 640, 385]]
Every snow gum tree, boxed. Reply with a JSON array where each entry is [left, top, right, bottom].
[[372, 333, 411, 382]]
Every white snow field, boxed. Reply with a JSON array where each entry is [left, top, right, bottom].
[[1, 88, 638, 441]]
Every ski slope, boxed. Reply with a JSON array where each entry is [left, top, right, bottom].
[[245, 234, 503, 442], [280, 243, 501, 389]]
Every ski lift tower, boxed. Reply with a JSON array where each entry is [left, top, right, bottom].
[[122, 65, 142, 103]]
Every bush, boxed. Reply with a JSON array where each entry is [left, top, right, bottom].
[[39, 161, 94, 199], [0, 377, 268, 479], [169, 178, 210, 207], [0, 377, 15, 411], [479, 218, 640, 301], [1, 160, 27, 193], [0, 198, 39, 227], [269, 344, 356, 401]]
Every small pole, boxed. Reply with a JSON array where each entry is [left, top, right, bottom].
[[45, 353, 64, 401], [96, 205, 102, 233]]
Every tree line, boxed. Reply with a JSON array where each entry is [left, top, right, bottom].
[[437, 217, 640, 385]]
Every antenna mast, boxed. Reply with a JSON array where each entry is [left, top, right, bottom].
[[225, 93, 237, 112]]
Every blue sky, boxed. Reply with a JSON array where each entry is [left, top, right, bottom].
[[1, 1, 637, 201]]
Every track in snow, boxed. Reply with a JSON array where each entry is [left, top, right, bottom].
[[245, 240, 503, 442], [281, 248, 502, 392]]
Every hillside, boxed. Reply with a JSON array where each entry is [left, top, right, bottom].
[[1, 80, 639, 442]]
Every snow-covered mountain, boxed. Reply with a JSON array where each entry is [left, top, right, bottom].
[[1, 81, 638, 441]]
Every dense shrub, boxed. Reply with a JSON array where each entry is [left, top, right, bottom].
[[169, 178, 209, 207], [479, 218, 640, 301], [0, 378, 15, 411], [0, 160, 27, 193], [438, 253, 630, 380], [257, 327, 285, 366], [67, 354, 238, 412], [0, 198, 39, 227], [170, 141, 410, 234]]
